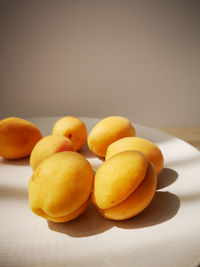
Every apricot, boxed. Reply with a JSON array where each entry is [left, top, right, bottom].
[[29, 151, 94, 223], [30, 135, 74, 170], [0, 117, 42, 159], [88, 116, 136, 157], [92, 150, 157, 220], [52, 116, 87, 151], [106, 137, 164, 174]]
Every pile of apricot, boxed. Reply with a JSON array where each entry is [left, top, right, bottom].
[[0, 116, 164, 222]]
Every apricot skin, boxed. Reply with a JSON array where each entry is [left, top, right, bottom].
[[30, 135, 74, 170], [92, 151, 157, 220], [29, 151, 94, 223], [52, 116, 87, 151], [106, 137, 164, 174], [88, 116, 136, 157], [0, 117, 42, 159]]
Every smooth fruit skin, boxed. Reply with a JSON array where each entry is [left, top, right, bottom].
[[92, 150, 157, 220], [94, 150, 148, 209], [30, 135, 74, 170], [88, 116, 136, 157], [93, 162, 156, 220], [0, 117, 42, 159], [52, 116, 87, 151], [29, 151, 94, 223], [106, 137, 164, 174]]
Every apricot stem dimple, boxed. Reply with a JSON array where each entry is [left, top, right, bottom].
[[52, 116, 87, 151]]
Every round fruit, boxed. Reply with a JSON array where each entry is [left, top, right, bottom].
[[0, 117, 42, 159], [30, 135, 73, 170], [29, 151, 94, 223], [88, 116, 135, 157], [106, 137, 164, 174], [52, 116, 87, 151], [92, 150, 157, 220]]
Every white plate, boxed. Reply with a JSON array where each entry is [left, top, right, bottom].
[[0, 117, 200, 267]]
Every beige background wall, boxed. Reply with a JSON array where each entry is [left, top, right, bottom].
[[0, 0, 199, 126]]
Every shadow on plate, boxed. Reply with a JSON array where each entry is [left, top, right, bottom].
[[0, 184, 28, 199], [179, 192, 200, 202], [165, 153, 200, 168], [79, 143, 104, 171], [115, 191, 180, 229], [48, 200, 113, 237], [78, 143, 97, 159], [48, 191, 180, 238], [79, 143, 105, 161], [157, 168, 178, 190], [0, 156, 30, 166]]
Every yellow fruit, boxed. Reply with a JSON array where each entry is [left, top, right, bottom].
[[92, 150, 157, 220], [30, 135, 74, 170], [106, 137, 164, 174], [0, 117, 42, 159], [88, 116, 135, 157], [52, 116, 87, 151], [29, 151, 94, 223]]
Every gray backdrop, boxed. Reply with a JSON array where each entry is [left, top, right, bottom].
[[0, 0, 199, 126]]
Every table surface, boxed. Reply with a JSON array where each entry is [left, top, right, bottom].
[[157, 127, 200, 150]]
